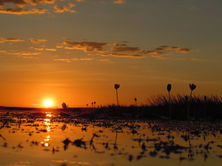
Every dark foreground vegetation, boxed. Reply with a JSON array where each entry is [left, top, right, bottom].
[[62, 95, 222, 121], [0, 95, 222, 121]]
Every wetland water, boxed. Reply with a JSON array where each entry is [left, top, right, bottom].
[[0, 110, 222, 166]]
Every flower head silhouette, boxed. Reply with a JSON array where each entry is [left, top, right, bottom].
[[167, 84, 172, 92], [114, 84, 120, 105], [189, 83, 196, 96]]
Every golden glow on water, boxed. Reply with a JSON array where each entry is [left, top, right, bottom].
[[41, 112, 52, 147], [46, 113, 52, 118], [1, 111, 222, 166]]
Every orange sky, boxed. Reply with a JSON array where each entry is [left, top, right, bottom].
[[0, 0, 222, 107]]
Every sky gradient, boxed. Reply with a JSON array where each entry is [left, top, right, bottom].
[[0, 0, 222, 107]]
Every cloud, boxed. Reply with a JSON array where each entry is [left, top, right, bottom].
[[0, 0, 53, 15], [13, 51, 41, 58], [30, 38, 47, 44], [0, 49, 41, 58], [177, 48, 191, 53], [113, 0, 126, 5], [1, 36, 191, 61], [151, 54, 168, 60], [45, 48, 56, 51], [0, 0, 56, 7], [63, 41, 108, 52], [0, 7, 47, 15], [102, 53, 144, 58], [54, 57, 93, 63], [0, 0, 27, 7], [112, 42, 142, 53], [30, 46, 56, 52], [152, 46, 191, 53], [0, 37, 24, 43], [0, 0, 127, 15], [53, 3, 76, 13], [141, 45, 191, 59], [28, 0, 56, 5], [74, 0, 85, 2], [60, 40, 191, 60]]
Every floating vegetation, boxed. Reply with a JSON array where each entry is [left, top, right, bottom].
[[0, 110, 222, 165]]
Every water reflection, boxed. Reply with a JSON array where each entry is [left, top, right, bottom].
[[41, 112, 52, 147], [0, 111, 222, 166]]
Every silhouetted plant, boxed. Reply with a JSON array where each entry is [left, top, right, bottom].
[[189, 83, 196, 97], [167, 84, 172, 94], [62, 102, 68, 110], [114, 84, 120, 106], [167, 84, 172, 119], [134, 97, 137, 106], [185, 95, 188, 101], [187, 83, 197, 120], [204, 96, 207, 118]]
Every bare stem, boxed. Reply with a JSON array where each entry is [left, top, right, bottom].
[[116, 89, 119, 106]]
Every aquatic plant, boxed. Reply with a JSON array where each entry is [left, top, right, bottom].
[[114, 84, 120, 105], [148, 94, 222, 120], [134, 97, 137, 106], [62, 102, 68, 110], [189, 83, 196, 97], [187, 83, 197, 120], [167, 84, 172, 119]]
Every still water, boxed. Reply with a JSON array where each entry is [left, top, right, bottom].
[[0, 110, 222, 166]]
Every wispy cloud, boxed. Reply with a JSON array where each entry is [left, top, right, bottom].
[[102, 53, 144, 58], [0, 36, 192, 61], [45, 48, 56, 51], [112, 42, 142, 53], [54, 57, 93, 63], [60, 40, 191, 60], [14, 51, 41, 58], [53, 3, 76, 13], [113, 0, 126, 5], [0, 37, 24, 43], [0, 7, 47, 15], [0, 0, 56, 7], [74, 0, 85, 2], [145, 45, 191, 59], [0, 0, 56, 15], [63, 41, 108, 52], [0, 0, 128, 15], [30, 38, 47, 44]]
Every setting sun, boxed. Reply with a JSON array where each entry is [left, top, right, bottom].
[[43, 99, 54, 108]]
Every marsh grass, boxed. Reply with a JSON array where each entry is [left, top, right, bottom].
[[68, 95, 221, 121], [148, 95, 222, 120], [1, 95, 222, 121]]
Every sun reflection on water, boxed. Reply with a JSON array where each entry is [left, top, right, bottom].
[[41, 112, 52, 147]]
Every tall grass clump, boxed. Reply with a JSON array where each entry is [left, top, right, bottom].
[[148, 95, 222, 120]]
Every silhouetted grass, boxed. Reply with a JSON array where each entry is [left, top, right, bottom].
[[148, 95, 222, 120], [76, 95, 222, 121], [1, 95, 222, 121]]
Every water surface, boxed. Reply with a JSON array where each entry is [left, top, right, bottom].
[[0, 110, 222, 166]]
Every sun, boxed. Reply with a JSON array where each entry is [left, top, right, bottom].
[[43, 99, 54, 108]]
